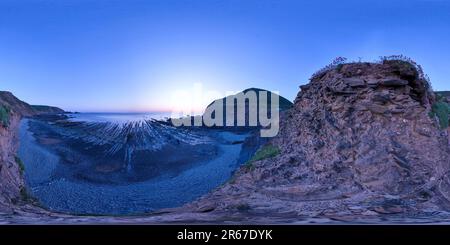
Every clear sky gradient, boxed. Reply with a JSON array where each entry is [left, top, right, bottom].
[[1, 0, 449, 112]]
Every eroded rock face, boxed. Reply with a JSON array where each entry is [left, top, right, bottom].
[[0, 112, 25, 211], [0, 92, 31, 211], [191, 60, 450, 218]]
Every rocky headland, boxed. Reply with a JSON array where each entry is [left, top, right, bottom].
[[187, 59, 450, 222]]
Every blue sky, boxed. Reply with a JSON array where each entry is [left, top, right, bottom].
[[1, 0, 449, 112]]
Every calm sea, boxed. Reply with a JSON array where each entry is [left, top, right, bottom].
[[67, 112, 172, 124]]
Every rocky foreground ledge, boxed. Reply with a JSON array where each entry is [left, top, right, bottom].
[[1, 58, 450, 224], [187, 59, 450, 222]]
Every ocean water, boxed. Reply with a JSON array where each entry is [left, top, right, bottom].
[[67, 112, 172, 124]]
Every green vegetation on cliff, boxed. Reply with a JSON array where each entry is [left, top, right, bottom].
[[430, 94, 450, 129], [0, 105, 10, 127], [15, 156, 25, 175], [245, 145, 280, 170]]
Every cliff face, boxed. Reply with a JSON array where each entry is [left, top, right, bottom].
[[0, 92, 36, 117], [0, 113, 24, 210], [191, 60, 450, 218], [0, 91, 64, 211], [0, 92, 29, 210]]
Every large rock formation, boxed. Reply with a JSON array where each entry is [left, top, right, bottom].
[[190, 60, 450, 219]]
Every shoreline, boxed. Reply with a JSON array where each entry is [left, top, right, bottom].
[[18, 117, 252, 215]]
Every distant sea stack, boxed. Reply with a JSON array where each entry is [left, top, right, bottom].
[[0, 91, 64, 211], [191, 59, 450, 218]]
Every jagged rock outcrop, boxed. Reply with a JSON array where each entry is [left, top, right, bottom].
[[190, 60, 450, 219]]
